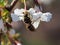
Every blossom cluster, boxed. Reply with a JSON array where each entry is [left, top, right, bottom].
[[11, 8, 52, 29]]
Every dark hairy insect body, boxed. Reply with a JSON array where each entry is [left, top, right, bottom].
[[24, 13, 35, 31]]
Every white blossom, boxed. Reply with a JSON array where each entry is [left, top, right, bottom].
[[11, 8, 25, 22], [32, 12, 42, 20], [11, 13, 20, 22], [28, 8, 36, 15], [40, 12, 52, 22], [11, 8, 52, 29], [11, 13, 24, 22]]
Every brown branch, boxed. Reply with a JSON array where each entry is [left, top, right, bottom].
[[5, 0, 18, 12], [6, 31, 21, 45]]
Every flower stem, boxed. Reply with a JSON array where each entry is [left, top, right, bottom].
[[24, 0, 26, 10]]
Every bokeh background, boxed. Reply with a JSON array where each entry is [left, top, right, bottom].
[[8, 0, 60, 45]]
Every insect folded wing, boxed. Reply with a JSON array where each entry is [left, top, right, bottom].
[[32, 12, 42, 20], [31, 12, 42, 29], [11, 9, 25, 22], [32, 18, 41, 29]]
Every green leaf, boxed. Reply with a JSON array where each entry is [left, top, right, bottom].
[[2, 9, 12, 23], [0, 0, 7, 8]]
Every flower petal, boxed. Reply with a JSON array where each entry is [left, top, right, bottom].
[[28, 8, 36, 15], [32, 12, 42, 20], [32, 18, 41, 29], [40, 12, 52, 22]]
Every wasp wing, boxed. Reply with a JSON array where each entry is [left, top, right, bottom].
[[32, 18, 41, 29], [30, 12, 42, 29]]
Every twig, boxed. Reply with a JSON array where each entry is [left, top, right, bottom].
[[5, 0, 18, 12]]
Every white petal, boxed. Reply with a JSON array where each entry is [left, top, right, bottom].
[[14, 9, 21, 15], [11, 13, 24, 22], [38, 12, 43, 16], [32, 12, 42, 20], [40, 12, 52, 22], [28, 8, 36, 15], [11, 13, 20, 22], [32, 18, 41, 29], [14, 8, 25, 16]]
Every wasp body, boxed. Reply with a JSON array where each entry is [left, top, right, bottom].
[[24, 12, 35, 31]]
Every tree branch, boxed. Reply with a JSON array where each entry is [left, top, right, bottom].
[[5, 0, 18, 12]]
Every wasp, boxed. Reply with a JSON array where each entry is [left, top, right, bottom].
[[24, 11, 35, 31]]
